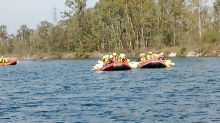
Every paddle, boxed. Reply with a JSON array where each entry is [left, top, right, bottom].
[[165, 60, 176, 68], [165, 59, 175, 66], [98, 60, 103, 64], [92, 60, 104, 70], [128, 62, 140, 68], [169, 62, 175, 66]]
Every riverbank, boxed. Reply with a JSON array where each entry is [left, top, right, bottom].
[[6, 51, 220, 60], [3, 45, 220, 59]]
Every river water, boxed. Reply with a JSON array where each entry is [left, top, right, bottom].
[[0, 57, 220, 123]]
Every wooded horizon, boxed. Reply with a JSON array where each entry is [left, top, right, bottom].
[[0, 0, 220, 58]]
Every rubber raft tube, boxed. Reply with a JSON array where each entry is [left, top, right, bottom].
[[138, 59, 167, 68], [0, 60, 17, 66], [100, 62, 131, 71]]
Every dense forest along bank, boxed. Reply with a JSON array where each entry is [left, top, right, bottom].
[[6, 44, 220, 59]]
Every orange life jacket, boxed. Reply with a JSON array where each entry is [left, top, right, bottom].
[[122, 58, 128, 62], [147, 55, 153, 60], [113, 56, 118, 62]]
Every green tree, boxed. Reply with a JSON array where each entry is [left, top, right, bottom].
[[37, 21, 53, 53]]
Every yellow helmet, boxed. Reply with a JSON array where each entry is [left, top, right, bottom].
[[140, 53, 143, 57], [102, 55, 108, 59], [109, 55, 113, 58], [148, 52, 152, 55], [160, 52, 164, 56], [113, 53, 117, 56], [119, 53, 125, 58]]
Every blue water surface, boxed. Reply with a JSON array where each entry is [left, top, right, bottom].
[[0, 57, 220, 123]]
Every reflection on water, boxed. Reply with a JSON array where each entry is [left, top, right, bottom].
[[0, 57, 220, 122]]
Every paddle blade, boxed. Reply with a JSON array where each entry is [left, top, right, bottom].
[[170, 62, 175, 66], [98, 60, 103, 64], [166, 59, 171, 63], [128, 62, 140, 68]]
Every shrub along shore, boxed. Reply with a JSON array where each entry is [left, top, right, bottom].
[[5, 44, 220, 60]]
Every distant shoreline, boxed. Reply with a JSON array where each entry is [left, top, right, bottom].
[[7, 51, 220, 60]]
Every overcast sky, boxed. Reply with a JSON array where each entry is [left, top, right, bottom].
[[0, 0, 99, 35], [0, 0, 215, 35]]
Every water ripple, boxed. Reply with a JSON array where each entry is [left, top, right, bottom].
[[0, 58, 220, 122]]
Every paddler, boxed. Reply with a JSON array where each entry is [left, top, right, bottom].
[[102, 55, 109, 64], [153, 53, 159, 59], [5, 57, 9, 62], [108, 55, 114, 63], [136, 53, 143, 62], [3, 57, 7, 63], [141, 53, 146, 62], [0, 57, 3, 63], [112, 53, 118, 62], [120, 53, 129, 62], [147, 52, 154, 60], [158, 52, 165, 60]]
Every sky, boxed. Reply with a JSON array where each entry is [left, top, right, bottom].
[[0, 0, 99, 35], [0, 0, 215, 35]]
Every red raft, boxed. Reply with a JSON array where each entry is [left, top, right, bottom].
[[100, 62, 131, 71], [0, 59, 17, 66], [138, 59, 166, 68]]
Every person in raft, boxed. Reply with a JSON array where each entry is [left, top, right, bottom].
[[101, 55, 114, 66], [141, 53, 147, 62], [112, 52, 118, 62], [102, 55, 110, 64], [0, 57, 9, 63], [136, 53, 142, 62], [0, 57, 3, 63], [147, 52, 154, 60], [137, 53, 146, 62], [119, 53, 129, 62], [108, 55, 114, 63], [158, 52, 166, 60], [137, 53, 147, 62]]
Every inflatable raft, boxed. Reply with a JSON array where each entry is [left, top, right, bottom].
[[138, 59, 166, 68], [93, 61, 131, 71], [0, 59, 17, 66], [128, 59, 175, 69]]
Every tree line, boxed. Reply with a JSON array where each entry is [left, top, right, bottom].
[[0, 0, 220, 58]]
